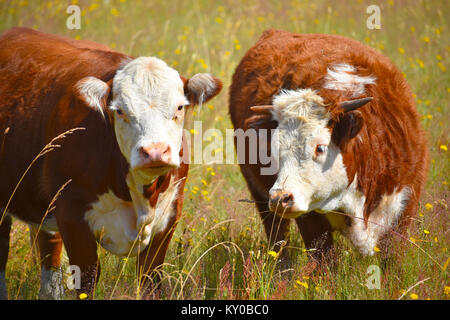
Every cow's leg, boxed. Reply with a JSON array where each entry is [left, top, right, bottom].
[[136, 216, 178, 299], [55, 202, 99, 299], [29, 227, 64, 300], [0, 215, 12, 300], [295, 212, 335, 271]]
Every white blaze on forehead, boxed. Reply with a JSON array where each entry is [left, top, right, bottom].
[[112, 56, 188, 116], [324, 63, 376, 97], [272, 88, 330, 124]]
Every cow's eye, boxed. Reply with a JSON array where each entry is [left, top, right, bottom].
[[315, 144, 327, 155], [177, 105, 184, 111], [115, 108, 128, 122]]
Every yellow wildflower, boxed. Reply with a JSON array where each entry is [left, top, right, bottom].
[[373, 246, 381, 252], [425, 203, 433, 210], [79, 293, 88, 300], [410, 293, 418, 300], [423, 229, 430, 235], [440, 145, 447, 152], [295, 280, 309, 289], [398, 48, 405, 54], [267, 250, 278, 259], [111, 8, 119, 16], [444, 286, 450, 297]]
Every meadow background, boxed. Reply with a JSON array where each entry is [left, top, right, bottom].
[[0, 0, 448, 300]]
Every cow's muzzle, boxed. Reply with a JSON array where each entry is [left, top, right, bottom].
[[138, 143, 173, 168]]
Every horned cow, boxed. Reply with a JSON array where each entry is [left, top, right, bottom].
[[0, 27, 222, 299], [229, 29, 428, 265]]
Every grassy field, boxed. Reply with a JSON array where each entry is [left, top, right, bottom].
[[0, 0, 448, 300]]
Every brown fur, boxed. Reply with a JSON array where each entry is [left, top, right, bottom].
[[229, 29, 428, 262]]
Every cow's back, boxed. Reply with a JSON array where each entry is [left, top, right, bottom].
[[0, 28, 129, 223]]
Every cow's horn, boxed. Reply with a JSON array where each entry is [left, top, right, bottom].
[[250, 105, 274, 114], [339, 97, 373, 112]]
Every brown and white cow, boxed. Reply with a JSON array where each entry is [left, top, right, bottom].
[[0, 27, 222, 299], [229, 29, 428, 265]]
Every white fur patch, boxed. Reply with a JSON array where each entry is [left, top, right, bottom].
[[324, 63, 376, 97], [76, 76, 109, 116], [111, 57, 188, 170], [343, 182, 411, 255], [84, 175, 181, 256], [272, 88, 329, 123], [38, 266, 64, 300]]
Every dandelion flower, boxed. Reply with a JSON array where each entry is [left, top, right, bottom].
[[440, 145, 448, 152], [444, 286, 450, 297], [267, 250, 278, 259], [373, 246, 381, 252], [423, 229, 430, 235], [79, 293, 88, 300], [410, 293, 418, 300], [425, 203, 433, 210], [295, 280, 309, 289], [111, 8, 119, 16]]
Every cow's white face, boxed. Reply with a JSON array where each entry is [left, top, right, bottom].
[[77, 56, 221, 180], [110, 57, 188, 175], [267, 89, 357, 219]]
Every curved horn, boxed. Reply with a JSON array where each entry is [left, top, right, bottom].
[[250, 105, 274, 114], [339, 97, 373, 113]]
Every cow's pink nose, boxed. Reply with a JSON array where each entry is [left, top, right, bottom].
[[139, 143, 172, 167], [269, 189, 294, 213]]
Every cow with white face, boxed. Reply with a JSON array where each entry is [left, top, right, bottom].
[[77, 57, 221, 258], [230, 29, 428, 267], [0, 28, 222, 299]]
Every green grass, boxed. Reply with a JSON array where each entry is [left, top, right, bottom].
[[0, 0, 448, 300]]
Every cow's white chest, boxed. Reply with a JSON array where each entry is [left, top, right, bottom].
[[84, 177, 179, 257], [337, 178, 411, 255]]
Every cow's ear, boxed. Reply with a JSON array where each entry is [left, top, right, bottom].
[[331, 111, 364, 149], [75, 76, 111, 117], [183, 73, 222, 106]]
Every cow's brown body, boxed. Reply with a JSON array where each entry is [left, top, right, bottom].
[[0, 28, 195, 299], [229, 29, 428, 264]]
